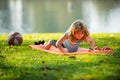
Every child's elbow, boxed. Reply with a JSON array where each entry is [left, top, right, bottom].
[[56, 42, 62, 48]]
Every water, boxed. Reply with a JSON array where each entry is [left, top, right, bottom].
[[0, 0, 120, 34]]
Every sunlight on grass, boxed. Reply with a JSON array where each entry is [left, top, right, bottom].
[[0, 33, 120, 80], [23, 33, 63, 41]]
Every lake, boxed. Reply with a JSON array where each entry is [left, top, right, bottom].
[[0, 0, 120, 34]]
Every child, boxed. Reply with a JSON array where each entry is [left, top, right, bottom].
[[45, 19, 95, 53]]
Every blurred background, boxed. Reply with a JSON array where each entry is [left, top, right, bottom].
[[0, 0, 120, 34]]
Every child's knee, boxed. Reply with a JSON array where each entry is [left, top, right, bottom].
[[49, 40, 57, 47], [49, 40, 57, 45], [47, 40, 51, 44]]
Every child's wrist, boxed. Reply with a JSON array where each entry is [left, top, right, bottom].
[[89, 48, 94, 50]]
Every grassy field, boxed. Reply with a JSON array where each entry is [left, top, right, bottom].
[[0, 33, 120, 80]]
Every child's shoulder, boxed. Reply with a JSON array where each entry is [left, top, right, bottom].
[[64, 30, 69, 35]]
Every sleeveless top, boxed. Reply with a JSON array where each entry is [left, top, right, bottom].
[[63, 30, 80, 52]]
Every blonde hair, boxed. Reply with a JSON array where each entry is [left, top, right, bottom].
[[68, 19, 89, 42]]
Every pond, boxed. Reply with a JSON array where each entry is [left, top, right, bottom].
[[0, 0, 120, 34]]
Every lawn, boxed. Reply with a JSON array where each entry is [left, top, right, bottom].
[[0, 33, 120, 80]]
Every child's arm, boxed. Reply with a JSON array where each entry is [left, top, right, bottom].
[[56, 34, 68, 53], [86, 35, 95, 50]]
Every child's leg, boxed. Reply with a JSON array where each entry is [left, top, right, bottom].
[[44, 40, 57, 50]]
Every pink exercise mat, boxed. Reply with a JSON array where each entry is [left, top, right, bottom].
[[29, 45, 114, 55]]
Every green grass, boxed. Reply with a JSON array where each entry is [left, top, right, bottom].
[[0, 33, 120, 80]]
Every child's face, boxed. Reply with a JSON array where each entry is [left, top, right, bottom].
[[74, 31, 84, 40]]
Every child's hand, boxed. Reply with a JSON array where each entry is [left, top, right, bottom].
[[94, 46, 101, 50], [102, 46, 111, 50]]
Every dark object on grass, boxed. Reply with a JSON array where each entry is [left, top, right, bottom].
[[39, 40, 45, 45], [68, 55, 76, 59], [34, 42, 38, 45], [42, 61, 45, 64], [34, 40, 45, 45], [41, 66, 51, 70]]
